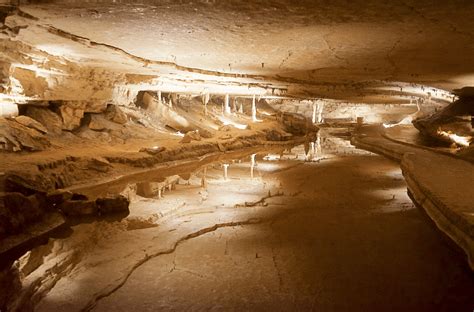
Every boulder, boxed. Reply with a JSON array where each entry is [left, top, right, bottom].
[[86, 157, 112, 173], [13, 115, 48, 134], [96, 195, 129, 215], [219, 134, 232, 140], [46, 190, 73, 207], [59, 105, 84, 131], [413, 96, 474, 147], [0, 118, 50, 152], [25, 106, 62, 135], [218, 125, 233, 132], [266, 129, 283, 141], [0, 192, 44, 236], [4, 171, 55, 195], [217, 142, 226, 152], [139, 146, 166, 155], [180, 130, 201, 143], [76, 127, 112, 142], [198, 128, 213, 139], [105, 105, 128, 124], [59, 194, 97, 216], [88, 114, 121, 131]]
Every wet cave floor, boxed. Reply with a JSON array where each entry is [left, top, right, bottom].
[[29, 134, 474, 312]]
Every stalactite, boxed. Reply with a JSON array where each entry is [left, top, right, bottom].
[[252, 94, 257, 122], [224, 94, 231, 115]]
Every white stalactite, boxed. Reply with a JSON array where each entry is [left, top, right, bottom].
[[312, 100, 324, 124], [252, 94, 257, 122], [158, 90, 162, 105], [224, 94, 231, 115]]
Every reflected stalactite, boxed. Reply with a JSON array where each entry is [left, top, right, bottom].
[[250, 153, 256, 179], [202, 92, 209, 116], [201, 166, 208, 189], [315, 131, 322, 159], [223, 163, 229, 180]]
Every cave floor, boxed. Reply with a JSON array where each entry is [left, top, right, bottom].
[[26, 137, 474, 312]]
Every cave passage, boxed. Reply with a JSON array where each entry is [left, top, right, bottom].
[[1, 1, 474, 311]]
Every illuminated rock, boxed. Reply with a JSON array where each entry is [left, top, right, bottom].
[[413, 94, 473, 147], [13, 115, 48, 134], [139, 146, 166, 155]]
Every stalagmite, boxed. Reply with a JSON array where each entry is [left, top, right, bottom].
[[239, 102, 244, 114], [252, 94, 257, 122], [224, 94, 231, 115]]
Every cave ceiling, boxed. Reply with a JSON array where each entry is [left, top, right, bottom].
[[2, 0, 474, 105]]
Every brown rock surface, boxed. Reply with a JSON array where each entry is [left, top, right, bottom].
[[25, 106, 62, 135], [59, 105, 84, 131], [96, 195, 130, 215], [105, 105, 128, 124], [13, 115, 48, 134], [0, 118, 50, 152]]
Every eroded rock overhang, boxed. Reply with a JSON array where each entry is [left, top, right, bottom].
[[2, 0, 473, 117]]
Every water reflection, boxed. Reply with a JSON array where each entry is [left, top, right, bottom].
[[73, 130, 370, 201]]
